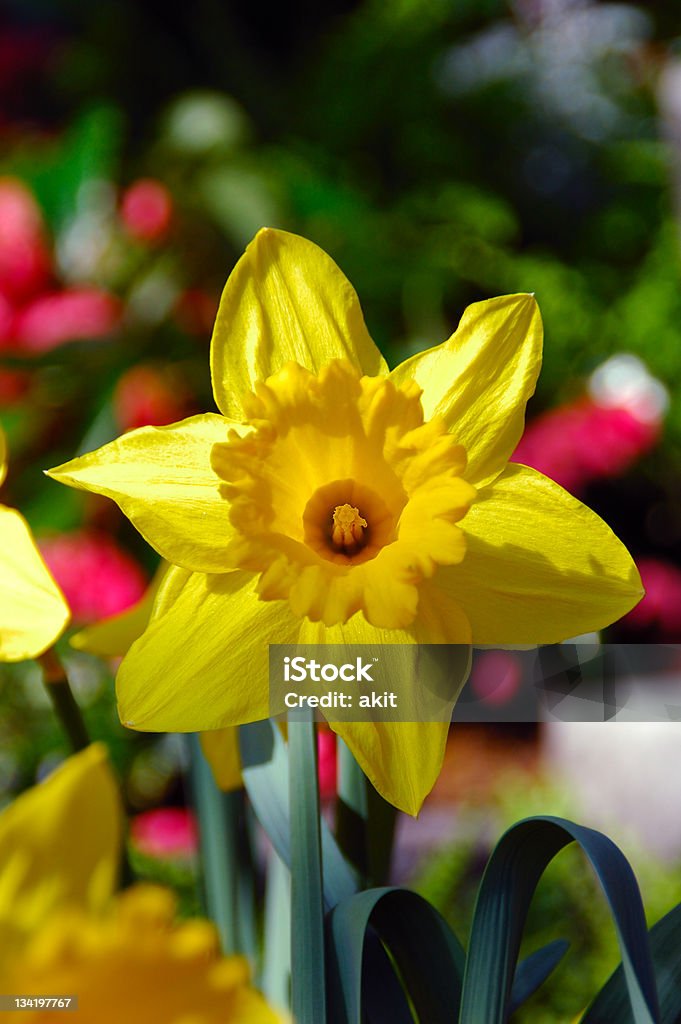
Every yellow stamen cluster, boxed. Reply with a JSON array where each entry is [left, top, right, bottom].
[[331, 504, 368, 553]]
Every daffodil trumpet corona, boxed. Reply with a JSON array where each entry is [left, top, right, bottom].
[[48, 228, 643, 814]]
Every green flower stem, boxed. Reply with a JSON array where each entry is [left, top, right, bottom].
[[336, 738, 369, 882], [39, 648, 135, 888], [39, 648, 90, 752], [337, 738, 397, 886], [289, 709, 327, 1024], [235, 796, 259, 967], [189, 734, 245, 957]]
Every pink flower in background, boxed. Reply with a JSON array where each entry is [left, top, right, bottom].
[[9, 288, 121, 353], [114, 364, 194, 431], [625, 558, 681, 639], [130, 807, 198, 860], [317, 730, 337, 799], [120, 179, 173, 243], [513, 398, 659, 494], [470, 650, 523, 707], [514, 354, 666, 495], [0, 178, 121, 355], [40, 529, 147, 624], [0, 178, 51, 303]]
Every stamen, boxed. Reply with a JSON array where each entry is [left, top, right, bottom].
[[332, 504, 368, 552]]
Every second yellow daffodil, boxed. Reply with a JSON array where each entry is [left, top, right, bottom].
[[0, 426, 69, 661], [0, 745, 280, 1024], [48, 229, 642, 814]]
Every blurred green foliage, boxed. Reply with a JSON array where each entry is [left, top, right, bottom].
[[3, 0, 681, 562]]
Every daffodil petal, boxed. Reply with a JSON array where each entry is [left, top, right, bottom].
[[390, 294, 542, 487], [47, 415, 240, 574], [0, 504, 69, 661], [210, 228, 388, 419], [70, 564, 165, 658], [200, 729, 242, 791], [116, 567, 300, 732], [70, 595, 154, 658], [437, 463, 644, 644], [0, 744, 122, 958], [299, 590, 471, 815], [74, 565, 245, 788], [329, 719, 449, 818]]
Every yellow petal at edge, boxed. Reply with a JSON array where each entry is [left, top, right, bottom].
[[71, 564, 166, 658], [390, 294, 542, 488], [0, 504, 70, 661], [299, 586, 472, 816], [210, 227, 388, 419], [0, 744, 122, 959], [200, 728, 242, 792], [116, 567, 300, 732], [437, 462, 644, 644], [46, 414, 240, 574]]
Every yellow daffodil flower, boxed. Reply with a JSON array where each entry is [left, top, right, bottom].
[[71, 571, 242, 792], [0, 744, 121, 959], [0, 745, 280, 1023], [0, 426, 69, 661], [47, 229, 642, 814]]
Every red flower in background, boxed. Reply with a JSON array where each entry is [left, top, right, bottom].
[[625, 558, 681, 640], [0, 178, 51, 303], [470, 649, 523, 707], [317, 730, 337, 799], [513, 355, 666, 495], [513, 398, 659, 494], [10, 288, 121, 354], [120, 179, 173, 243], [130, 807, 198, 861], [40, 529, 147, 624], [114, 364, 195, 430]]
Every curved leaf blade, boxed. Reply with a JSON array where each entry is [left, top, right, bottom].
[[239, 719, 358, 908], [510, 939, 570, 1014], [581, 902, 681, 1024], [327, 886, 465, 1024], [459, 816, 659, 1024]]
